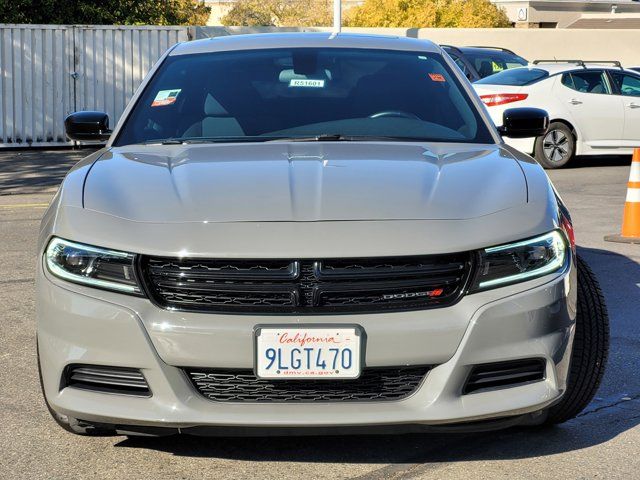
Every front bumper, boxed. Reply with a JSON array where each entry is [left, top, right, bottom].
[[37, 253, 576, 432]]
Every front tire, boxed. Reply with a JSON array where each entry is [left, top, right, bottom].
[[534, 122, 576, 169], [37, 342, 117, 436], [545, 256, 609, 424]]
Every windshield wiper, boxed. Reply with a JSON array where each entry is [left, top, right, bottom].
[[267, 134, 435, 143], [140, 136, 289, 145], [280, 134, 353, 142], [137, 134, 435, 146], [139, 139, 186, 145]]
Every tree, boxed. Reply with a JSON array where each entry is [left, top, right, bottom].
[[222, 0, 332, 27], [346, 0, 511, 28], [0, 0, 211, 25], [435, 0, 512, 27], [345, 0, 436, 28]]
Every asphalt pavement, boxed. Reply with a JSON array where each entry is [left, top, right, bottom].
[[0, 150, 638, 480]]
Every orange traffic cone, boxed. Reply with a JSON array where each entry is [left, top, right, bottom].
[[605, 148, 640, 244]]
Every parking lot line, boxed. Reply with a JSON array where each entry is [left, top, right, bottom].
[[0, 203, 49, 209]]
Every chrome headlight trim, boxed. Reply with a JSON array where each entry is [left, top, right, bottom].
[[44, 237, 142, 295], [473, 230, 568, 291]]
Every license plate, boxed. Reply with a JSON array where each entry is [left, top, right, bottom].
[[255, 326, 362, 379]]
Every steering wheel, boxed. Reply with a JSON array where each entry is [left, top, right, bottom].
[[368, 110, 420, 120]]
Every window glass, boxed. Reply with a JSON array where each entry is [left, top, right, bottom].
[[561, 71, 610, 94], [444, 50, 473, 80], [475, 68, 548, 86], [610, 72, 640, 97], [463, 51, 528, 78], [115, 48, 494, 146]]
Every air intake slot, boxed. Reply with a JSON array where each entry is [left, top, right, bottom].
[[463, 359, 546, 394], [63, 365, 151, 397]]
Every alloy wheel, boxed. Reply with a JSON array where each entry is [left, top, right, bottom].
[[542, 129, 570, 163]]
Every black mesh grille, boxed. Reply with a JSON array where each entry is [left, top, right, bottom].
[[140, 254, 473, 314], [186, 367, 430, 402]]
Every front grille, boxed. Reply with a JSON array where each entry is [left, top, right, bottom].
[[63, 364, 151, 397], [186, 367, 430, 402], [140, 254, 473, 314], [463, 359, 546, 394]]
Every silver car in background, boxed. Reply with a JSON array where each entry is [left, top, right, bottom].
[[37, 33, 608, 437]]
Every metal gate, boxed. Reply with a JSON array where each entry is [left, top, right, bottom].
[[0, 24, 188, 148]]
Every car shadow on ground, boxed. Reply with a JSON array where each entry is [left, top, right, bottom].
[[115, 247, 640, 465], [565, 155, 631, 169], [0, 148, 98, 195]]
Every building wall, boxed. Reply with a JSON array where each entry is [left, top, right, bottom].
[[492, 0, 640, 28]]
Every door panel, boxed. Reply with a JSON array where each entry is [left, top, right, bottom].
[[609, 71, 640, 145], [555, 70, 624, 147]]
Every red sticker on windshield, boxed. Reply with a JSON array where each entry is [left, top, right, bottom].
[[428, 73, 446, 82], [151, 89, 181, 107]]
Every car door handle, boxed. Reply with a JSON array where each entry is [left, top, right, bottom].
[[569, 99, 582, 105], [628, 102, 640, 109]]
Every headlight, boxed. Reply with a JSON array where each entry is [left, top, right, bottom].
[[45, 237, 142, 295], [471, 230, 568, 291]]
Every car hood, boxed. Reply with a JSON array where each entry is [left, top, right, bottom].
[[83, 142, 527, 223]]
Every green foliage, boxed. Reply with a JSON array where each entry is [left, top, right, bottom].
[[346, 0, 512, 28], [345, 0, 436, 28], [222, 0, 333, 27], [0, 0, 211, 25]]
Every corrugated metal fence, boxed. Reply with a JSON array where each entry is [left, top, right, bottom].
[[0, 25, 188, 147]]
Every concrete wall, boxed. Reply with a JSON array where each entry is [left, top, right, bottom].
[[193, 26, 640, 66], [416, 28, 640, 65]]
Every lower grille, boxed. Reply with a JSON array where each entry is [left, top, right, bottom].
[[63, 364, 151, 397], [463, 359, 546, 394], [186, 367, 430, 402], [140, 254, 473, 314]]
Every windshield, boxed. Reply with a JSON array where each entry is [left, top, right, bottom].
[[114, 48, 494, 146], [464, 50, 528, 78], [475, 68, 548, 86]]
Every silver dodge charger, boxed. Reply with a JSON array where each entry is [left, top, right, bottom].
[[37, 33, 609, 436]]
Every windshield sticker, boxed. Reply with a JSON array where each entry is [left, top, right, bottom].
[[151, 89, 182, 107], [428, 73, 446, 82], [289, 79, 325, 88]]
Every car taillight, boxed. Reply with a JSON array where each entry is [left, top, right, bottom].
[[480, 93, 528, 107]]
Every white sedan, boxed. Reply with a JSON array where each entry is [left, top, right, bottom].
[[473, 61, 640, 168]]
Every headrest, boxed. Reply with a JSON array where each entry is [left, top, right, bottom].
[[204, 94, 229, 116]]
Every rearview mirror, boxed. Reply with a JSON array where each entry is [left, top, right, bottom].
[[64, 111, 111, 142], [498, 108, 549, 138]]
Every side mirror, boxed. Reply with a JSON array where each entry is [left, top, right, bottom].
[[64, 111, 111, 142], [497, 107, 549, 138]]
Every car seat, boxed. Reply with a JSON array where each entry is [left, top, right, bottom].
[[477, 60, 494, 78], [182, 94, 244, 138]]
